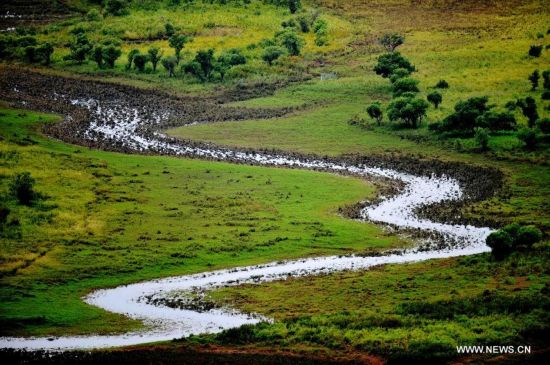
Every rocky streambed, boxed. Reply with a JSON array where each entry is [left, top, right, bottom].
[[0, 69, 502, 350]]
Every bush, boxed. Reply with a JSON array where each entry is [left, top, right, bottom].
[[438, 96, 490, 133], [389, 67, 412, 83], [288, 0, 301, 14], [126, 48, 139, 70], [475, 111, 516, 131], [35, 42, 53, 65], [542, 90, 550, 100], [102, 45, 121, 68], [262, 46, 284, 65], [164, 22, 175, 37], [435, 79, 449, 89], [9, 172, 36, 205], [312, 19, 328, 46], [133, 53, 148, 72], [276, 29, 304, 56], [147, 47, 162, 71], [216, 48, 246, 80], [427, 91, 442, 108], [366, 103, 383, 125], [528, 45, 543, 57], [64, 33, 92, 64], [517, 128, 538, 149], [487, 224, 543, 258], [373, 52, 415, 78], [542, 70, 550, 89], [486, 230, 514, 258], [86, 9, 102, 21], [387, 96, 428, 128], [391, 77, 419, 96], [169, 34, 191, 60], [516, 97, 539, 128], [528, 69, 540, 90], [536, 118, 550, 133], [379, 33, 404, 52], [104, 0, 129, 17], [161, 56, 177, 77], [474, 127, 489, 151]]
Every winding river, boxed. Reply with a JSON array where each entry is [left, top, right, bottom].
[[0, 96, 494, 350]]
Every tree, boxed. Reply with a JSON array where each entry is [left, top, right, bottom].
[[288, 0, 301, 14], [366, 103, 383, 125], [392, 77, 419, 96], [169, 34, 190, 61], [474, 127, 489, 151], [276, 29, 304, 56], [64, 33, 92, 64], [161, 56, 177, 77], [35, 42, 53, 65], [102, 45, 121, 68], [148, 47, 162, 71], [133, 53, 148, 72], [262, 46, 284, 65], [536, 118, 550, 134], [475, 111, 516, 131], [9, 172, 35, 205], [438, 96, 490, 133], [373, 52, 415, 78], [104, 0, 129, 16], [427, 91, 442, 108], [195, 49, 215, 80], [528, 70, 540, 90], [312, 19, 328, 46], [486, 230, 513, 258], [92, 45, 104, 68], [389, 68, 412, 83], [528, 45, 543, 57], [379, 33, 404, 52], [487, 223, 542, 258], [216, 48, 246, 80], [542, 70, 550, 89], [435, 79, 449, 89], [387, 96, 428, 128], [517, 127, 538, 149], [165, 22, 175, 38], [126, 48, 139, 70], [516, 97, 539, 128]]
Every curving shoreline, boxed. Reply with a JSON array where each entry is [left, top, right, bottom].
[[0, 71, 496, 350]]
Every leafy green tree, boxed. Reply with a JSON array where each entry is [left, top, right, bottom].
[[36, 42, 53, 65], [164, 22, 175, 37], [312, 18, 328, 46], [104, 0, 129, 16], [195, 49, 215, 80], [438, 96, 490, 132], [288, 0, 301, 14], [528, 70, 539, 90], [92, 45, 104, 67], [427, 91, 442, 108], [366, 103, 383, 125], [379, 33, 404, 52], [169, 34, 191, 61], [276, 29, 304, 56], [486, 230, 513, 258], [64, 33, 92, 64], [389, 68, 412, 83], [87, 8, 102, 21], [542, 70, 550, 89], [536, 118, 550, 134], [475, 111, 516, 131], [392, 77, 419, 96], [262, 46, 284, 65], [23, 46, 36, 63], [126, 48, 139, 70], [435, 79, 449, 89], [148, 47, 162, 71], [133, 53, 148, 72], [373, 52, 415, 78], [516, 97, 539, 128], [517, 127, 538, 149], [474, 127, 489, 151], [387, 96, 428, 128], [528, 45, 543, 57], [216, 48, 246, 80], [9, 172, 35, 205], [102, 45, 121, 68], [161, 56, 178, 77]]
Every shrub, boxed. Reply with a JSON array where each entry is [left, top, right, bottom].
[[387, 96, 428, 128], [438, 96, 490, 133], [379, 33, 404, 52], [297, 16, 309, 33], [528, 45, 543, 57], [147, 47, 162, 71], [389, 68, 412, 83], [517, 128, 538, 149], [35, 42, 53, 65], [516, 226, 543, 248], [86, 9, 102, 21], [542, 70, 550, 89], [276, 29, 304, 56], [516, 97, 539, 128], [373, 52, 415, 78], [486, 230, 514, 258], [9, 172, 36, 205], [435, 79, 449, 89], [391, 77, 419, 96], [126, 48, 139, 70], [216, 48, 246, 80], [164, 22, 175, 38], [312, 19, 328, 46], [104, 0, 129, 17], [102, 45, 121, 68], [474, 127, 489, 151], [427, 91, 442, 108], [92, 45, 104, 67], [133, 53, 148, 72], [536, 118, 550, 133], [64, 33, 92, 64], [528, 69, 540, 90], [161, 56, 177, 77], [475, 111, 516, 131], [366, 103, 383, 125], [169, 34, 191, 60], [0, 205, 9, 225], [262, 46, 284, 65], [542, 90, 550, 100], [288, 0, 301, 14]]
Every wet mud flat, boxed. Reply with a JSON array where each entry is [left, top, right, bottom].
[[0, 67, 506, 351]]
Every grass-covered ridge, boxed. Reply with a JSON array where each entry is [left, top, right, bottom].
[[0, 107, 403, 336]]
